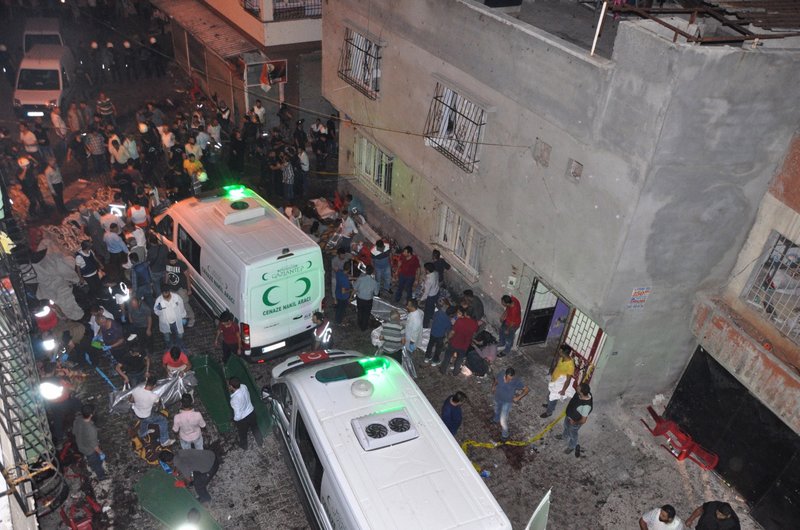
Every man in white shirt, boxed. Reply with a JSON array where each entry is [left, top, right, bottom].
[[228, 377, 263, 450], [131, 376, 174, 446], [420, 262, 440, 328], [252, 100, 267, 127], [639, 505, 684, 530], [154, 288, 187, 351], [403, 299, 424, 353]]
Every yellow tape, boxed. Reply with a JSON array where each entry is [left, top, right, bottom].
[[461, 410, 567, 470]]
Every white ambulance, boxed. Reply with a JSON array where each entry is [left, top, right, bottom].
[[153, 186, 324, 361], [264, 350, 512, 529]]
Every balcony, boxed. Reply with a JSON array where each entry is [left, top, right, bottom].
[[273, 0, 322, 21]]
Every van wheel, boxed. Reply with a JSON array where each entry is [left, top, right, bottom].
[[274, 425, 323, 530]]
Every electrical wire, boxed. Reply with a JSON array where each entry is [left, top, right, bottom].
[[56, 3, 533, 151]]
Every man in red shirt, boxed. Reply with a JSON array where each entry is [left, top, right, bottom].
[[499, 294, 521, 357], [393, 246, 420, 306], [438, 306, 479, 376]]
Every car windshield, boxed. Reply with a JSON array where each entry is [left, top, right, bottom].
[[17, 69, 59, 90], [24, 34, 62, 51]]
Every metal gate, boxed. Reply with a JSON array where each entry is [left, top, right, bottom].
[[563, 308, 605, 384]]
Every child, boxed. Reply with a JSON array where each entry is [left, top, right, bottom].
[[215, 311, 241, 363]]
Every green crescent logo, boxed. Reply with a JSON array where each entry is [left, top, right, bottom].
[[263, 286, 280, 306], [295, 277, 311, 298]]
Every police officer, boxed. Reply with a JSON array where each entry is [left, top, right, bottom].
[[0, 44, 15, 86], [121, 40, 136, 81]]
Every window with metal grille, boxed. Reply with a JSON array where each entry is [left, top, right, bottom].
[[338, 28, 381, 99], [424, 83, 486, 173], [240, 0, 260, 18], [273, 0, 322, 21], [742, 232, 800, 343], [437, 203, 484, 275], [355, 135, 393, 196]]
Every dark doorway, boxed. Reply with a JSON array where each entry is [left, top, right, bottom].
[[519, 278, 566, 346], [665, 346, 800, 529]]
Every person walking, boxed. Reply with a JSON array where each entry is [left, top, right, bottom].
[[44, 159, 68, 214], [72, 404, 108, 481], [639, 505, 684, 530], [438, 306, 478, 376], [491, 367, 529, 442], [441, 391, 467, 436], [424, 299, 452, 365], [559, 382, 592, 457], [394, 246, 420, 305], [353, 265, 379, 331], [420, 262, 440, 328], [334, 268, 351, 325], [229, 377, 263, 450], [173, 394, 206, 450], [403, 299, 423, 355], [498, 294, 522, 357], [154, 288, 188, 351], [214, 311, 241, 364], [685, 501, 740, 530], [126, 296, 153, 355], [131, 376, 174, 446], [541, 344, 577, 418]]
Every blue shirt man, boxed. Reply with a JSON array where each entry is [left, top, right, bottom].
[[334, 269, 351, 324], [441, 392, 466, 436], [492, 367, 529, 441]]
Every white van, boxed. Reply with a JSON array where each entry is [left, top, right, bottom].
[[153, 186, 324, 361], [13, 45, 75, 119], [265, 350, 512, 530], [23, 17, 64, 52]]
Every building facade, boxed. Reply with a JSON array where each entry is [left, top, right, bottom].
[[321, 0, 800, 398]]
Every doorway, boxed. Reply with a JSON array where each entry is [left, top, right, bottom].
[[519, 278, 569, 346], [665, 347, 800, 529]]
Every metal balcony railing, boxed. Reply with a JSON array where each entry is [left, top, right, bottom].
[[273, 0, 322, 21]]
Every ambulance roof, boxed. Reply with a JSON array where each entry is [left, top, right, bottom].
[[158, 186, 317, 266], [276, 352, 511, 530]]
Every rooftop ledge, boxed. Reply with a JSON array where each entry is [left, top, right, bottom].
[[692, 293, 800, 436]]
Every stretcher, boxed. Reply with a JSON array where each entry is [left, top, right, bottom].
[[190, 355, 233, 433], [134, 468, 221, 530]]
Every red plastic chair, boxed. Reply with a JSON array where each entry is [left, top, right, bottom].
[[641, 406, 719, 470]]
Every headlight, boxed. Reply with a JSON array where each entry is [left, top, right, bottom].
[[48, 99, 57, 107]]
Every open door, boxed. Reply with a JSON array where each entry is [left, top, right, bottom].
[[519, 278, 568, 346], [524, 489, 551, 530]]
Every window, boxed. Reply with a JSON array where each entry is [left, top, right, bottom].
[[534, 138, 551, 167], [177, 225, 201, 272], [423, 83, 486, 173], [240, 0, 260, 18], [338, 28, 381, 99], [294, 412, 324, 495], [355, 135, 393, 195], [273, 0, 322, 21], [437, 203, 484, 276], [271, 383, 293, 425], [187, 33, 206, 75], [742, 232, 800, 344], [156, 215, 174, 241], [567, 159, 583, 181]]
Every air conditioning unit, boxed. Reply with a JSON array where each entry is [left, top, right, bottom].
[[351, 407, 418, 451], [213, 197, 265, 225]]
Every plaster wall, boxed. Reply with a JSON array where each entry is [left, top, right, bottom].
[[323, 0, 645, 315], [322, 0, 800, 399], [593, 24, 800, 397], [202, 0, 267, 43]]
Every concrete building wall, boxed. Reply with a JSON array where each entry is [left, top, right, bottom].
[[322, 0, 800, 400]]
